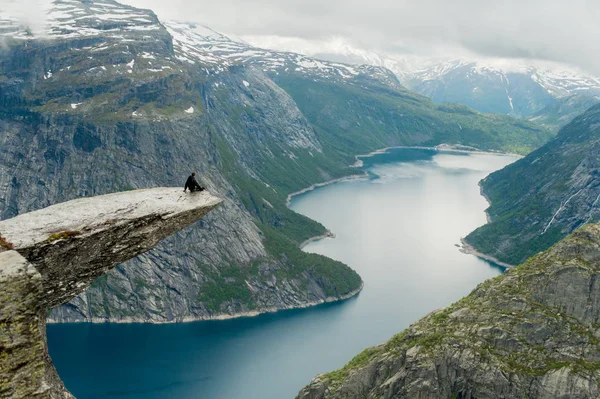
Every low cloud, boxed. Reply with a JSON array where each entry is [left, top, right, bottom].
[[4, 0, 597, 74], [122, 0, 600, 75], [1, 0, 51, 37]]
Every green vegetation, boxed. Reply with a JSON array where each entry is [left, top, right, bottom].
[[272, 73, 553, 159], [196, 264, 256, 313], [262, 225, 362, 298], [190, 132, 362, 313], [45, 231, 81, 243], [528, 94, 599, 131], [323, 346, 383, 385], [465, 104, 600, 265]]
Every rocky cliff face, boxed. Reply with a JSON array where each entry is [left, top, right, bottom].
[[0, 0, 364, 323], [0, 0, 550, 323], [297, 223, 600, 399], [465, 103, 600, 266], [0, 188, 220, 399]]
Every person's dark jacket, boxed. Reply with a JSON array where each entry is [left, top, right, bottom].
[[184, 175, 204, 192]]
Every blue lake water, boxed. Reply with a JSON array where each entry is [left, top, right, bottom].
[[47, 148, 519, 399]]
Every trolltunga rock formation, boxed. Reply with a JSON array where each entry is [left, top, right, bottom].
[[0, 188, 221, 398]]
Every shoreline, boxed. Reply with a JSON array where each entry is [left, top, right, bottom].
[[458, 175, 515, 269], [287, 143, 519, 206], [478, 180, 493, 223], [459, 239, 514, 269], [299, 230, 336, 249], [46, 282, 364, 325], [286, 173, 368, 206], [351, 144, 523, 167]]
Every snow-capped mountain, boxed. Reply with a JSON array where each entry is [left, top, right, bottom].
[[400, 59, 600, 117], [0, 0, 398, 89], [0, 0, 163, 39], [245, 37, 600, 118], [163, 21, 400, 87], [396, 59, 600, 97], [5, 0, 597, 121]]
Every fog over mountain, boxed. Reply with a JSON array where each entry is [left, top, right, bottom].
[[116, 0, 599, 75]]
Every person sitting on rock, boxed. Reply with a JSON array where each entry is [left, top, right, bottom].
[[184, 172, 205, 193]]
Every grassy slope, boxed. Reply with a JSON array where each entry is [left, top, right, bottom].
[[205, 134, 363, 309], [272, 73, 554, 160]]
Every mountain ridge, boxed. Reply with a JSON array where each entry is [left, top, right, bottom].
[[243, 36, 600, 120]]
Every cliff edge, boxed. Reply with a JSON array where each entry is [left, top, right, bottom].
[[298, 223, 600, 399], [0, 188, 221, 398]]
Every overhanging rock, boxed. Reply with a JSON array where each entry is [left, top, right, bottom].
[[0, 188, 221, 398]]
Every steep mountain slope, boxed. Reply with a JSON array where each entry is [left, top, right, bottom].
[[0, 0, 362, 322], [298, 223, 600, 399], [270, 72, 549, 156], [529, 94, 600, 131], [0, 0, 550, 323], [163, 22, 552, 156], [464, 104, 600, 266]]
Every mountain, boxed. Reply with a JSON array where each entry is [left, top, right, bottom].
[[298, 223, 600, 399], [0, 0, 550, 323], [164, 21, 399, 88], [464, 103, 600, 266], [528, 94, 600, 131], [401, 60, 600, 118], [163, 22, 553, 154], [253, 38, 600, 120], [0, 0, 363, 322]]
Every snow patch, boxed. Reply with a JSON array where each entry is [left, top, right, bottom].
[[505, 89, 514, 111]]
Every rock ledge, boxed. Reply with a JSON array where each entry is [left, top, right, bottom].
[[0, 188, 221, 398]]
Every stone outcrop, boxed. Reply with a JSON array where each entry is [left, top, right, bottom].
[[298, 223, 600, 399], [0, 188, 221, 399]]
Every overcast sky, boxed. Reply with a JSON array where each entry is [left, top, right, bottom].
[[118, 0, 600, 74]]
